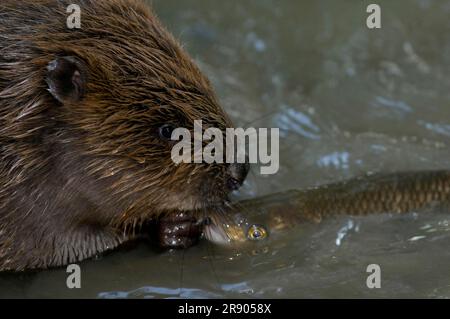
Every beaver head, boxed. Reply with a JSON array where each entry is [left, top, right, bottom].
[[0, 0, 249, 239]]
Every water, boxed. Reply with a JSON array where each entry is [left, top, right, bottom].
[[1, 0, 450, 298]]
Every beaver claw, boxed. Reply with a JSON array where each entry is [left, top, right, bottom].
[[156, 212, 203, 249]]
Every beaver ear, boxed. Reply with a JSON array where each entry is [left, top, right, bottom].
[[46, 56, 87, 103]]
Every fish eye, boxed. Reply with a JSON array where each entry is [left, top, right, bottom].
[[158, 124, 176, 140], [247, 224, 268, 241]]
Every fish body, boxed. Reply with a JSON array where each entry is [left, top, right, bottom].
[[204, 171, 450, 245]]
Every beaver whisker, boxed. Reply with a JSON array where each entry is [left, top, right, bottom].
[[241, 110, 281, 128]]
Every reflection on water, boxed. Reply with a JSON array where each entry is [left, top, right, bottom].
[[1, 0, 450, 298]]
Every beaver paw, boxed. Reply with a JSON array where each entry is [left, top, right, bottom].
[[156, 212, 203, 249]]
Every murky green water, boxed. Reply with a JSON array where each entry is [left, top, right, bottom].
[[2, 0, 450, 298]]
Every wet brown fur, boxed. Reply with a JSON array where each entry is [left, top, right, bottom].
[[0, 0, 233, 271]]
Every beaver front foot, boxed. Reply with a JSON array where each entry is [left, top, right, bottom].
[[156, 211, 203, 249]]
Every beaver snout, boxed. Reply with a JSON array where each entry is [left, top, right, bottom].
[[227, 162, 250, 191]]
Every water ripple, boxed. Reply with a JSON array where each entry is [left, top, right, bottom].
[[274, 108, 321, 139]]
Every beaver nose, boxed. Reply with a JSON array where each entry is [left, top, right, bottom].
[[227, 162, 250, 191]]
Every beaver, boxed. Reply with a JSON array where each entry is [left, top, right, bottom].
[[0, 0, 249, 271]]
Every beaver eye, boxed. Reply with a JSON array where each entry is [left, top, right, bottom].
[[158, 124, 175, 141]]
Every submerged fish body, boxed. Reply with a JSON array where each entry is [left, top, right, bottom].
[[204, 171, 450, 246]]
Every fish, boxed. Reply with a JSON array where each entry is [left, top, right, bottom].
[[203, 170, 450, 246]]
